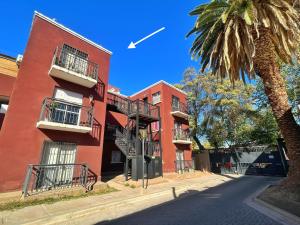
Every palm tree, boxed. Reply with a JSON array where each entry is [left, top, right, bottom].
[[187, 0, 300, 188]]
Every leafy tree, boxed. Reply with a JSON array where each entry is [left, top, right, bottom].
[[187, 0, 300, 187], [175, 68, 206, 151]]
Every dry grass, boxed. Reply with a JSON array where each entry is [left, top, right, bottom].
[[258, 184, 300, 217], [0, 186, 117, 212]]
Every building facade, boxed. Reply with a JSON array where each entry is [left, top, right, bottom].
[[0, 12, 191, 193], [102, 81, 192, 179], [0, 12, 111, 192]]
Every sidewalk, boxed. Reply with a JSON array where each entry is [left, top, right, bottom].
[[0, 174, 241, 225]]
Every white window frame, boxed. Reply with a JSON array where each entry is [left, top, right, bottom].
[[152, 92, 161, 104]]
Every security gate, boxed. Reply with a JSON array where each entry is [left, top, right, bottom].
[[209, 145, 288, 177]]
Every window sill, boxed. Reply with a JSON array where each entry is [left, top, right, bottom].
[[152, 101, 162, 105]]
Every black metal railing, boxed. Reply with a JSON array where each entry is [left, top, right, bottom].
[[38, 98, 93, 128], [175, 160, 195, 173], [52, 46, 99, 81], [173, 128, 191, 141], [106, 93, 129, 114], [144, 141, 161, 157], [172, 102, 188, 114], [129, 99, 160, 119], [22, 163, 95, 197]]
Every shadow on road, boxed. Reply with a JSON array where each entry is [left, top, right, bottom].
[[92, 176, 280, 225]]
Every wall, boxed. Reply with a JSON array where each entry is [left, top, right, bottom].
[[0, 15, 111, 192], [0, 74, 16, 98]]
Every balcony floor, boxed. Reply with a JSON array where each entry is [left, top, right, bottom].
[[172, 140, 192, 145], [171, 111, 189, 120], [37, 121, 92, 133], [49, 65, 97, 88]]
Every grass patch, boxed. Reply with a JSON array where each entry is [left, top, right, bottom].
[[130, 184, 136, 188], [124, 183, 130, 187], [0, 186, 117, 212]]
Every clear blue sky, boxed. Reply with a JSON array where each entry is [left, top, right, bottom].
[[1, 0, 205, 95]]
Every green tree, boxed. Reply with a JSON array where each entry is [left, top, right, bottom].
[[176, 68, 206, 151], [200, 75, 256, 148], [187, 0, 300, 187]]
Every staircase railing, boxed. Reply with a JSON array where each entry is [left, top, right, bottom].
[[22, 163, 95, 197], [115, 128, 137, 157], [106, 93, 129, 114]]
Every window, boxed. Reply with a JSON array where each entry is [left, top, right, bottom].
[[172, 96, 180, 110], [111, 150, 122, 163], [151, 121, 160, 131], [152, 92, 161, 104], [61, 44, 88, 75], [38, 141, 77, 187], [50, 88, 83, 125], [54, 88, 83, 105], [0, 104, 8, 114]]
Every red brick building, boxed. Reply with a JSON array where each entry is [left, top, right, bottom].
[[0, 12, 192, 194]]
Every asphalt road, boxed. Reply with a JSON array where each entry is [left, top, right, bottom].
[[95, 176, 282, 225]]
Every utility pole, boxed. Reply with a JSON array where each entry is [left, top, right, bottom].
[[139, 129, 147, 188]]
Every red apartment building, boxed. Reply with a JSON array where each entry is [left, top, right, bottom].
[[0, 12, 111, 193], [0, 12, 192, 194], [102, 81, 192, 180]]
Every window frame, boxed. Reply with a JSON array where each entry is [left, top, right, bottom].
[[152, 91, 161, 105]]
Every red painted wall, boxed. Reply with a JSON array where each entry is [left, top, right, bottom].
[[130, 82, 191, 173], [0, 15, 111, 192]]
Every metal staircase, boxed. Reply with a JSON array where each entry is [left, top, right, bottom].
[[115, 127, 136, 158], [106, 92, 163, 181]]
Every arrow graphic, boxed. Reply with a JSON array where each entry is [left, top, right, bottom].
[[128, 27, 165, 49]]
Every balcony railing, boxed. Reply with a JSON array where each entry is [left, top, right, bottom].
[[175, 160, 195, 173], [106, 93, 129, 114], [37, 98, 93, 133], [171, 102, 189, 119], [49, 46, 99, 88], [129, 100, 160, 120], [22, 163, 96, 197], [172, 128, 192, 144]]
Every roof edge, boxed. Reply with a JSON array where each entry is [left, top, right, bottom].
[[130, 80, 187, 97], [107, 90, 128, 98], [33, 11, 112, 55], [0, 53, 16, 61]]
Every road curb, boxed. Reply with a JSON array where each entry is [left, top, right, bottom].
[[245, 184, 300, 225]]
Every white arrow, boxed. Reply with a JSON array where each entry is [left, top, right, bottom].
[[128, 27, 165, 49]]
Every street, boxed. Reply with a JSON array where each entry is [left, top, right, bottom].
[[93, 176, 282, 225]]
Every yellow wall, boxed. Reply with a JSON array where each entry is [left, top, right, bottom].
[[0, 57, 18, 78]]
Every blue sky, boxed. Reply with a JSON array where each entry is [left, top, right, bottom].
[[1, 0, 205, 95]]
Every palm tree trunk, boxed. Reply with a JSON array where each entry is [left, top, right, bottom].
[[253, 28, 300, 188]]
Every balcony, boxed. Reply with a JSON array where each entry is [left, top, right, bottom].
[[37, 98, 93, 133], [49, 46, 99, 88], [172, 128, 192, 144], [129, 100, 160, 122], [171, 102, 188, 119]]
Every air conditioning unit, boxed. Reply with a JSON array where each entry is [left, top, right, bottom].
[[16, 54, 23, 66]]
